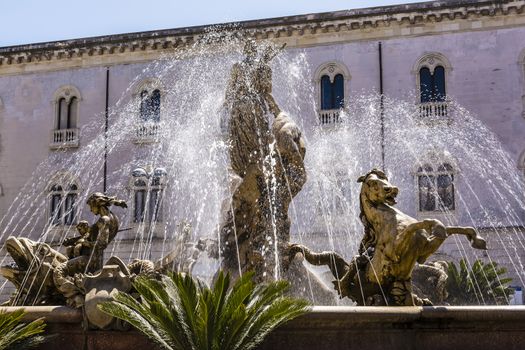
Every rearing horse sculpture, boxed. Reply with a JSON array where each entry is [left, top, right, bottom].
[[291, 168, 487, 306]]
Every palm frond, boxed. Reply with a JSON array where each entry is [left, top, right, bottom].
[[446, 259, 514, 305], [99, 270, 310, 350], [0, 309, 50, 350]]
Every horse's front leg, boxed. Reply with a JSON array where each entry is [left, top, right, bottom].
[[399, 219, 447, 263], [446, 226, 487, 250], [399, 219, 447, 245]]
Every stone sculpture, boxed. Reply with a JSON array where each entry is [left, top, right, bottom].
[[220, 41, 305, 279], [0, 237, 68, 306], [291, 168, 487, 306], [0, 192, 218, 328]]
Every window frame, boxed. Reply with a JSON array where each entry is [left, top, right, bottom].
[[412, 53, 452, 105], [416, 163, 456, 214], [47, 174, 81, 227], [313, 62, 350, 120], [130, 168, 167, 225], [52, 85, 81, 131]]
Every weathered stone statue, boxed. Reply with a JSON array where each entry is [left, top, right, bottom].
[[291, 168, 487, 306], [0, 237, 68, 306], [1, 191, 223, 327], [220, 41, 305, 281], [52, 193, 128, 307]]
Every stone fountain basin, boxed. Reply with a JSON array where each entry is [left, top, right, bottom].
[[2, 305, 525, 350]]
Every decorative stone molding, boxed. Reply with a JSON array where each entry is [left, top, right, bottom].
[[0, 0, 523, 69], [46, 171, 82, 193], [53, 85, 82, 104], [131, 78, 165, 98], [411, 150, 459, 175], [313, 61, 351, 83], [412, 52, 452, 75]]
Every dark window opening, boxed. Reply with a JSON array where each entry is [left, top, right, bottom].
[[140, 89, 161, 122], [417, 163, 455, 212], [320, 74, 344, 110], [57, 97, 78, 130], [419, 65, 446, 103]]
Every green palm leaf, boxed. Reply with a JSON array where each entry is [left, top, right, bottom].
[[99, 270, 310, 350], [446, 259, 514, 305], [0, 309, 50, 350]]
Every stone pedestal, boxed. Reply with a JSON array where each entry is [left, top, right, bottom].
[[3, 305, 525, 350]]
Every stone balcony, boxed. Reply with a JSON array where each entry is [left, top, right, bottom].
[[50, 128, 79, 149], [418, 101, 449, 119], [133, 122, 161, 144], [318, 109, 342, 125]]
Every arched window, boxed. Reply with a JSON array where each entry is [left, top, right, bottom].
[[320, 74, 344, 110], [133, 80, 163, 143], [54, 88, 80, 129], [131, 167, 167, 223], [417, 163, 455, 212], [419, 66, 446, 103], [51, 86, 81, 148], [413, 53, 451, 119], [139, 89, 161, 122], [314, 62, 350, 125], [48, 176, 80, 226]]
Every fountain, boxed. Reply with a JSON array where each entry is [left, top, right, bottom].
[[0, 31, 525, 349]]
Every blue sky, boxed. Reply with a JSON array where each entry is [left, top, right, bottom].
[[0, 0, 424, 47]]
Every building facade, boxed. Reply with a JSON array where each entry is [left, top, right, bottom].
[[1, 0, 525, 302]]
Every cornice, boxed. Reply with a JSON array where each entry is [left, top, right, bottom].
[[0, 0, 524, 69]]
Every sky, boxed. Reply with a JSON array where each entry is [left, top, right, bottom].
[[0, 0, 425, 47]]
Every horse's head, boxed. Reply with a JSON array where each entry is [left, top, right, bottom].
[[357, 169, 399, 206]]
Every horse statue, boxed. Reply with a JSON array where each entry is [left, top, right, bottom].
[[290, 168, 486, 306]]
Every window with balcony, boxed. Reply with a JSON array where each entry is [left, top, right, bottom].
[[417, 163, 455, 212], [48, 176, 80, 226], [413, 53, 451, 119], [314, 62, 350, 126], [134, 80, 163, 143], [131, 167, 167, 223], [51, 86, 80, 149]]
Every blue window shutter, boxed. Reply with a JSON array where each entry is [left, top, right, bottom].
[[320, 75, 333, 110], [419, 68, 432, 103], [433, 66, 446, 102], [151, 89, 161, 122], [334, 74, 344, 109]]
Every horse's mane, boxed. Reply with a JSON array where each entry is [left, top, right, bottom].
[[356, 169, 387, 255]]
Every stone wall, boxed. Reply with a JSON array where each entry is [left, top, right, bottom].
[[5, 305, 525, 350]]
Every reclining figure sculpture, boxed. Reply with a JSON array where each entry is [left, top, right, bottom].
[[290, 168, 487, 306], [0, 192, 217, 328]]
